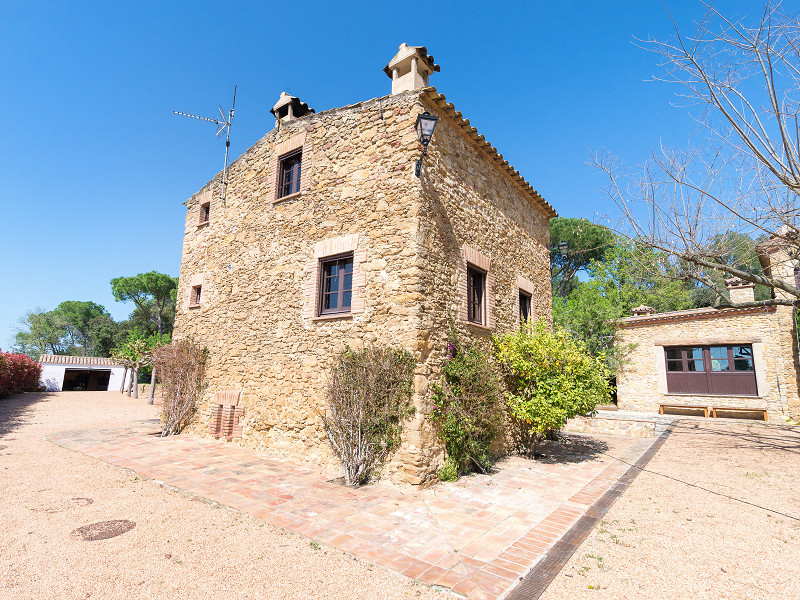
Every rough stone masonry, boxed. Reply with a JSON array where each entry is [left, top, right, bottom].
[[173, 45, 556, 485]]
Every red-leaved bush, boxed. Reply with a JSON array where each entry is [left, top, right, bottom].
[[0, 350, 42, 399]]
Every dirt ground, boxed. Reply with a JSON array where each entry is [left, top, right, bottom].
[[0, 391, 440, 600], [540, 419, 800, 600]]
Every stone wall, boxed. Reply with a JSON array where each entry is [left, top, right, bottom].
[[173, 88, 553, 484], [615, 306, 800, 421]]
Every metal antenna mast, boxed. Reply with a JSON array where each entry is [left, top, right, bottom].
[[173, 85, 237, 205]]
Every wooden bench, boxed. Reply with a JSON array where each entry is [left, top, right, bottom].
[[659, 404, 709, 417], [711, 406, 768, 421]]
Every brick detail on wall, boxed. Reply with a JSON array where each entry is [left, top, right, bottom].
[[183, 273, 206, 312], [302, 234, 366, 319], [208, 390, 244, 440], [267, 131, 310, 203], [457, 244, 495, 329]]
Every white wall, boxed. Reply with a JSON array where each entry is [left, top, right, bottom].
[[40, 364, 66, 391], [39, 364, 126, 391]]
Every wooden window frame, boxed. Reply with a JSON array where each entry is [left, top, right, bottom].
[[519, 289, 532, 323], [467, 264, 486, 325], [664, 345, 757, 396], [278, 149, 302, 199], [318, 252, 354, 316]]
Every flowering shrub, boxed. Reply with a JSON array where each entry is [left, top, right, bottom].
[[494, 320, 611, 456], [431, 321, 505, 479], [0, 350, 42, 399]]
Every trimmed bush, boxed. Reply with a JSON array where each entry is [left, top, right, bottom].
[[324, 344, 416, 486], [0, 350, 42, 399], [152, 340, 208, 436], [431, 323, 505, 478], [494, 320, 611, 456]]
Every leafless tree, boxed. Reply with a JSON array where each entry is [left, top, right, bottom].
[[594, 1, 800, 306], [152, 340, 207, 436]]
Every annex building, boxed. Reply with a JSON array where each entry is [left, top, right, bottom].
[[172, 44, 556, 485], [615, 238, 800, 422]]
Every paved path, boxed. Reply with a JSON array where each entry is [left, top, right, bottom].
[[50, 420, 655, 599]]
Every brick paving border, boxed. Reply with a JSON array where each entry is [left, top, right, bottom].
[[504, 422, 677, 600]]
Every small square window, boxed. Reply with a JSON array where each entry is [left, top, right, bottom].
[[318, 253, 353, 316], [467, 265, 486, 325], [199, 202, 210, 224], [191, 285, 202, 307], [519, 290, 532, 323], [278, 149, 302, 199]]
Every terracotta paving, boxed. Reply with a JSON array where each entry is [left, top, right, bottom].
[[48, 421, 655, 599]]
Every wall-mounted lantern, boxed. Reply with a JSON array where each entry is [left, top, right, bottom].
[[558, 241, 570, 257], [414, 110, 439, 177]]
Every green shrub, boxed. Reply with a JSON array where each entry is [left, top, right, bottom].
[[494, 320, 611, 456], [324, 344, 416, 486], [431, 322, 504, 477]]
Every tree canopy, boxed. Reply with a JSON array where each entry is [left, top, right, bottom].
[[550, 218, 615, 298], [111, 271, 178, 335]]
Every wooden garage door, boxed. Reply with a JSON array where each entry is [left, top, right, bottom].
[[665, 345, 757, 396]]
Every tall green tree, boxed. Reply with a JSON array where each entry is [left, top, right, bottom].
[[14, 302, 117, 358], [14, 309, 67, 358], [550, 218, 615, 298], [110, 271, 178, 336], [553, 240, 693, 366]]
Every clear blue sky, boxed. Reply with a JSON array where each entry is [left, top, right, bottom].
[[0, 0, 764, 348]]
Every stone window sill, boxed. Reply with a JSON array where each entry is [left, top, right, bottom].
[[272, 191, 303, 205], [312, 312, 352, 322], [188, 304, 202, 310], [464, 320, 492, 332], [197, 221, 210, 229]]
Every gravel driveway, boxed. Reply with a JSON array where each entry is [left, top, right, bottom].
[[0, 391, 440, 600], [540, 419, 800, 600]]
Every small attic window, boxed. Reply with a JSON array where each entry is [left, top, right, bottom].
[[190, 285, 202, 307], [279, 150, 302, 198], [199, 202, 210, 224]]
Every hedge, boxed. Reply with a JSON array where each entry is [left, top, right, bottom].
[[0, 350, 42, 399]]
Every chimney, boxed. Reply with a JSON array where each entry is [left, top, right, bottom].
[[631, 305, 655, 317], [383, 43, 440, 94], [725, 277, 755, 304], [270, 92, 314, 127]]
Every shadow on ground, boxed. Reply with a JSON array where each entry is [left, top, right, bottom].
[[509, 433, 611, 466], [0, 391, 56, 439], [671, 420, 800, 456]]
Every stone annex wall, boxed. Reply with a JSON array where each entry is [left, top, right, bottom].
[[616, 306, 800, 421], [173, 89, 553, 485]]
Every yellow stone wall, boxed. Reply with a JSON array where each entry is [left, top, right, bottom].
[[173, 90, 553, 484]]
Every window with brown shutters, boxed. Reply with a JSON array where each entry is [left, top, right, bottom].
[[467, 265, 486, 325], [665, 345, 757, 396], [318, 253, 353, 315], [278, 149, 302, 198]]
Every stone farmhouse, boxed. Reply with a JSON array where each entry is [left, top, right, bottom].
[[173, 44, 557, 485], [615, 237, 800, 422]]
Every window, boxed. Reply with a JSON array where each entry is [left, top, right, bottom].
[[278, 149, 302, 198], [199, 202, 210, 224], [467, 265, 486, 325], [519, 290, 532, 323], [664, 345, 757, 395], [318, 253, 353, 315], [190, 285, 202, 307]]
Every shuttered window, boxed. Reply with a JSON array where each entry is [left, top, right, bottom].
[[664, 345, 757, 396]]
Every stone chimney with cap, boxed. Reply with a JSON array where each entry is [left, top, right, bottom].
[[270, 92, 314, 128], [384, 43, 440, 94], [726, 277, 755, 304], [631, 305, 655, 317]]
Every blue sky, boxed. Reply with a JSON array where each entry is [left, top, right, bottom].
[[0, 0, 764, 348]]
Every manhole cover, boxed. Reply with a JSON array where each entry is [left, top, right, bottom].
[[71, 520, 136, 541]]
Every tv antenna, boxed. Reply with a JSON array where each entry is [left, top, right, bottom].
[[173, 85, 237, 206]]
